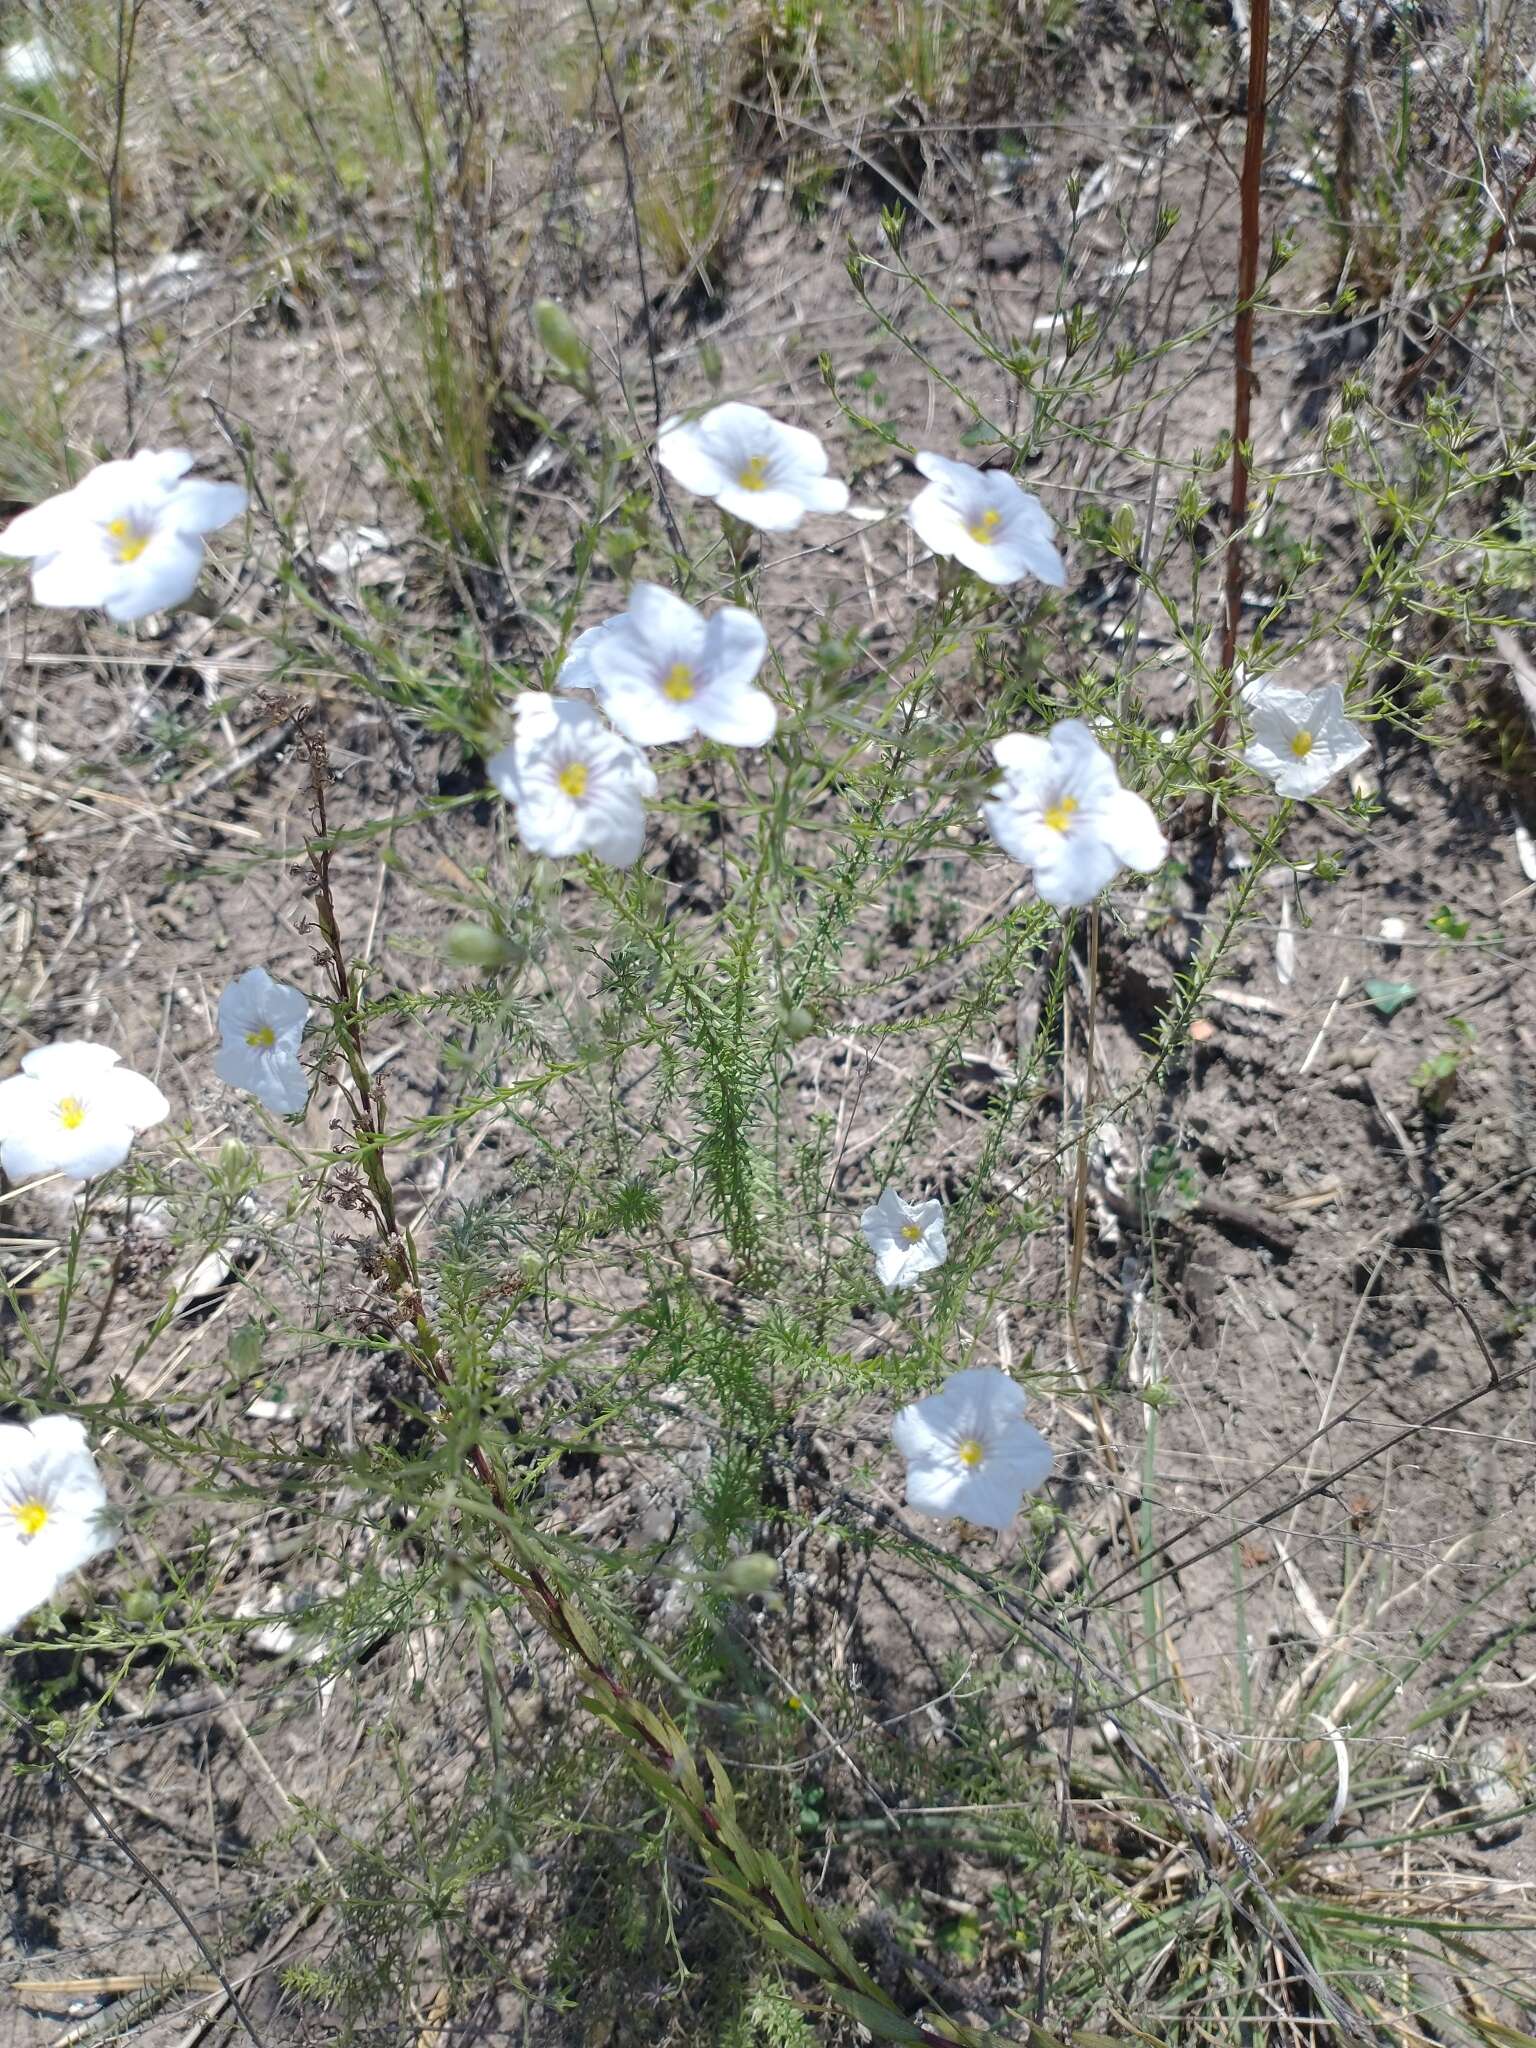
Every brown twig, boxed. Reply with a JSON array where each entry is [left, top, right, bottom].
[[1211, 0, 1272, 755], [105, 0, 146, 448], [579, 0, 684, 555], [1391, 150, 1536, 403]]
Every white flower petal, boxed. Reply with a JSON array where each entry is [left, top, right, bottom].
[[103, 528, 205, 621], [100, 1068, 171, 1133], [695, 683, 778, 748], [990, 732, 1056, 783], [0, 1042, 166, 1180], [555, 615, 629, 695], [30, 539, 125, 610], [165, 479, 247, 535], [0, 493, 80, 559], [1048, 720, 1125, 806], [891, 1368, 1053, 1531], [490, 697, 655, 867], [128, 448, 196, 491], [997, 516, 1066, 589], [19, 1042, 124, 1086], [903, 1458, 978, 1518], [1, 1113, 134, 1181], [598, 681, 699, 747], [795, 474, 850, 514], [713, 484, 813, 531], [860, 1186, 947, 1288], [657, 403, 847, 531], [913, 450, 976, 494], [215, 1042, 309, 1114], [0, 1416, 113, 1635], [700, 605, 769, 694], [1029, 829, 1123, 909], [217, 968, 309, 1044], [624, 581, 708, 660], [656, 416, 738, 497], [15, 1416, 91, 1461], [1098, 786, 1168, 873], [908, 454, 1065, 588]]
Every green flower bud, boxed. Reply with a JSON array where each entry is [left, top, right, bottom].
[[531, 299, 591, 381], [217, 1138, 252, 1181], [443, 920, 516, 969], [722, 1552, 780, 1594], [781, 1004, 816, 1043]]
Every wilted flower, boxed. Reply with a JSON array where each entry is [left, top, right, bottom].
[[860, 1186, 947, 1290], [657, 403, 850, 532], [907, 452, 1067, 588], [566, 583, 776, 748], [0, 1042, 169, 1181], [891, 1368, 1053, 1531], [487, 694, 658, 867], [0, 448, 246, 623], [1241, 679, 1369, 798], [0, 1416, 113, 1636], [983, 719, 1167, 909], [214, 968, 310, 1115]]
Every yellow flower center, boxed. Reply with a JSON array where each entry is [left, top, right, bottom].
[[106, 517, 149, 564], [1043, 794, 1078, 834], [956, 1438, 984, 1469], [900, 1223, 923, 1243], [663, 663, 696, 702], [1290, 729, 1315, 759], [557, 761, 589, 800], [737, 454, 769, 492], [12, 1500, 49, 1537], [967, 506, 1003, 545], [58, 1095, 86, 1130], [246, 1025, 276, 1050]]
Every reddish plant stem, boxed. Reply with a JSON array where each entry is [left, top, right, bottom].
[[1212, 0, 1272, 758]]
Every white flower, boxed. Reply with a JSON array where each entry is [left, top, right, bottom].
[[0, 1416, 114, 1635], [487, 694, 659, 867], [214, 968, 311, 1115], [860, 1186, 948, 1290], [1241, 679, 1370, 798], [0, 448, 247, 623], [907, 451, 1067, 588], [565, 583, 776, 748], [982, 719, 1167, 909], [656, 403, 850, 532], [891, 1368, 1053, 1531], [553, 613, 628, 696], [0, 1042, 169, 1182], [5, 34, 69, 85]]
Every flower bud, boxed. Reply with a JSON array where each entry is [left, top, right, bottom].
[[780, 1004, 816, 1043], [443, 920, 516, 969], [531, 299, 591, 382], [721, 1552, 779, 1595]]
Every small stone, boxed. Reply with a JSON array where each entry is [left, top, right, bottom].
[[981, 229, 1031, 270], [1462, 1735, 1526, 1848]]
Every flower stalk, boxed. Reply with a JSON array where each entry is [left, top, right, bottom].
[[295, 716, 1074, 2048]]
